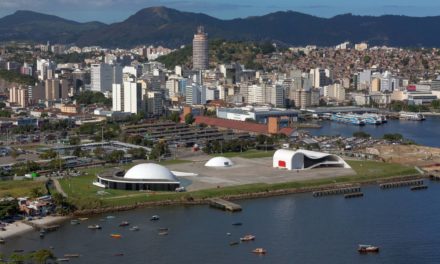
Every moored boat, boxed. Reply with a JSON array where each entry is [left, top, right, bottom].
[[150, 215, 160, 221], [129, 226, 139, 231], [70, 220, 80, 225], [229, 241, 239, 246], [0, 238, 5, 244], [252, 248, 267, 254], [64, 254, 80, 258], [358, 244, 379, 253], [110, 234, 122, 239], [57, 258, 70, 262], [240, 234, 256, 241], [88, 224, 102, 230], [158, 231, 168, 236], [232, 222, 242, 226], [399, 112, 425, 121], [119, 221, 130, 227]]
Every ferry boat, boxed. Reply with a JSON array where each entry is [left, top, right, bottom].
[[330, 113, 365, 126], [252, 248, 267, 254], [358, 244, 379, 253], [361, 113, 384, 125], [240, 234, 256, 241], [399, 112, 425, 121]]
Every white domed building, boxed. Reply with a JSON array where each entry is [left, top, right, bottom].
[[205, 157, 234, 168], [95, 163, 180, 191]]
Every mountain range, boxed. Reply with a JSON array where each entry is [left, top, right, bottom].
[[1, 7, 440, 48]]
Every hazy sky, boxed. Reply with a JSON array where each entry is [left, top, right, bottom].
[[0, 0, 439, 23]]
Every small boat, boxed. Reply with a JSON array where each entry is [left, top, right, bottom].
[[229, 241, 239, 246], [13, 249, 24, 253], [64, 254, 80, 258], [57, 258, 70, 262], [158, 228, 169, 232], [226, 232, 231, 236], [0, 238, 5, 244], [70, 220, 80, 225], [252, 248, 267, 254], [88, 225, 102, 230], [119, 221, 130, 227], [232, 222, 242, 226], [110, 234, 122, 239], [150, 215, 160, 221], [39, 232, 45, 238], [78, 218, 88, 221], [114, 253, 124, 257], [240, 235, 255, 242], [107, 216, 115, 219], [129, 226, 139, 231], [158, 231, 168, 236], [358, 244, 379, 253]]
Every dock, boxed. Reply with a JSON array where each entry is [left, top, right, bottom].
[[313, 186, 361, 197], [429, 175, 440, 181], [410, 185, 428, 191], [344, 192, 364, 198], [208, 198, 242, 212], [379, 179, 423, 189]]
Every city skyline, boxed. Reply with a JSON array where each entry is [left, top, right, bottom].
[[1, 0, 440, 23]]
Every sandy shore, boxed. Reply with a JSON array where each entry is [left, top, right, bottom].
[[0, 215, 70, 240], [0, 222, 34, 240]]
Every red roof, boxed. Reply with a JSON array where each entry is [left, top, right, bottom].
[[193, 116, 293, 136]]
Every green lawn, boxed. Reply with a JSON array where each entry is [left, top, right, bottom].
[[56, 159, 419, 209]]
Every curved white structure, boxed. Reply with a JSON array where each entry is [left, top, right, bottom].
[[273, 149, 350, 170], [205, 157, 234, 167], [124, 163, 178, 182], [96, 163, 180, 191]]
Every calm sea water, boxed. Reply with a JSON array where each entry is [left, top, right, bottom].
[[2, 183, 440, 263], [308, 116, 440, 147]]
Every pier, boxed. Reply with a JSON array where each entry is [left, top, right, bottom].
[[208, 198, 242, 212], [344, 192, 364, 198], [429, 175, 440, 181], [313, 186, 361, 197], [410, 185, 428, 191], [379, 180, 424, 189]]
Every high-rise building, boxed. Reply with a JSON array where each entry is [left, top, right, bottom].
[[247, 85, 265, 105], [91, 64, 122, 93], [192, 26, 209, 70], [270, 84, 286, 107], [45, 79, 69, 100], [112, 84, 123, 111], [123, 77, 142, 114], [9, 86, 29, 107], [146, 91, 163, 115], [185, 84, 206, 105]]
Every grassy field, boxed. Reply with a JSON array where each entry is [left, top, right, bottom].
[[0, 180, 45, 197], [54, 159, 419, 209]]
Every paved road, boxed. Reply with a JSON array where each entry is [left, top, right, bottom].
[[52, 178, 68, 197]]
